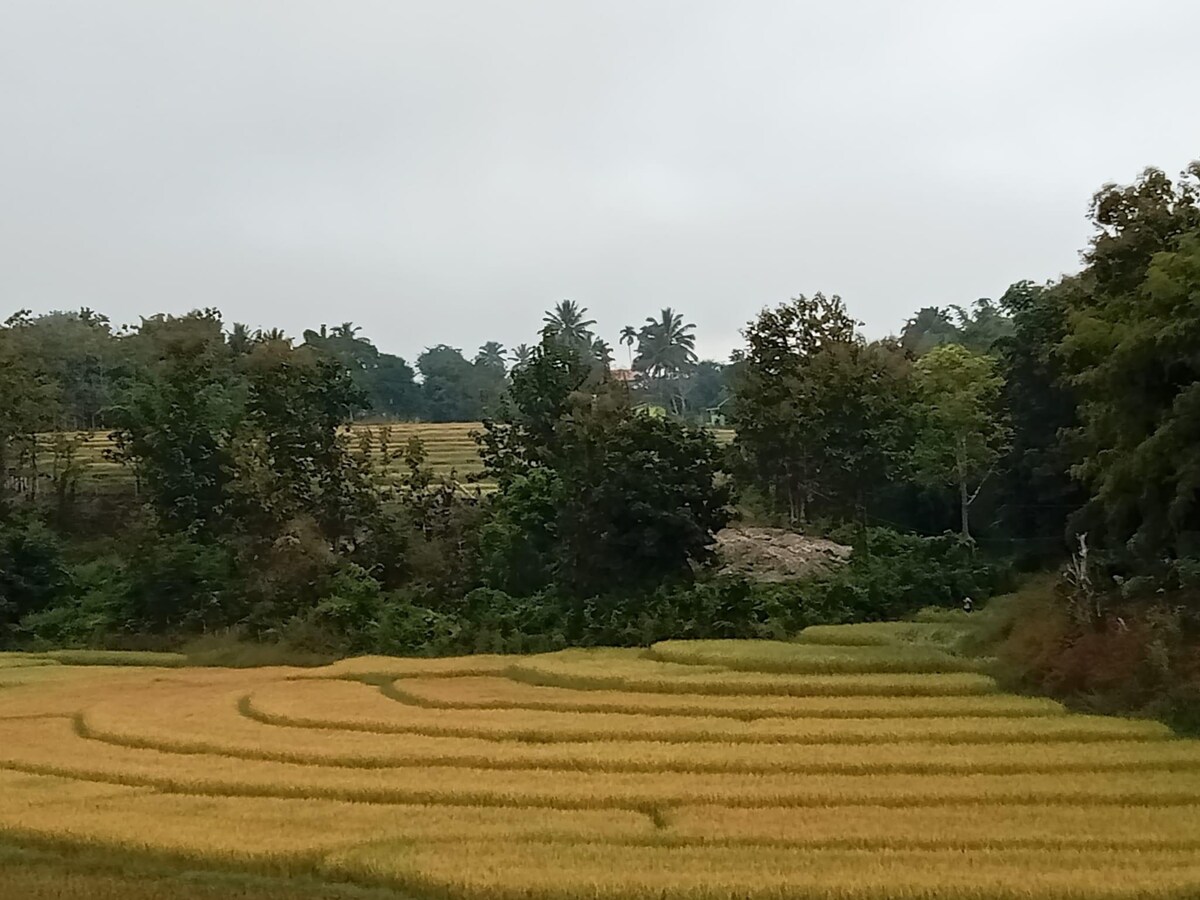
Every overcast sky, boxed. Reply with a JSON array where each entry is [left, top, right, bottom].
[[3, 1, 1199, 363]]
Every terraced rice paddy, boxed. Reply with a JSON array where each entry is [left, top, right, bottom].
[[2, 628, 1199, 898], [38, 423, 496, 492], [37, 424, 736, 495]]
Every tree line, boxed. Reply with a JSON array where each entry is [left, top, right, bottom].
[[0, 161, 1197, 709], [0, 300, 731, 432]]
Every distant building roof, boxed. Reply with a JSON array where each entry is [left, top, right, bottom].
[[611, 368, 638, 383]]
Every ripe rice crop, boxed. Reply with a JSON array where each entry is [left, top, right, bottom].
[[327, 840, 1200, 899], [245, 679, 1170, 744], [666, 804, 1200, 850], [507, 649, 1001, 696], [72, 681, 1200, 777], [385, 675, 1064, 718], [4, 717, 1197, 811], [1, 643, 1198, 897], [0, 770, 647, 872], [293, 654, 516, 681], [75, 685, 1200, 775]]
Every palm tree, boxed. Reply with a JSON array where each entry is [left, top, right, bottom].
[[591, 338, 614, 370], [634, 308, 698, 378], [475, 341, 507, 369], [542, 300, 596, 349], [228, 322, 253, 354], [331, 321, 361, 340], [509, 343, 534, 369], [619, 325, 637, 366], [257, 327, 289, 344]]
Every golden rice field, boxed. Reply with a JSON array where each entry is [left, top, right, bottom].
[[2, 626, 1200, 898], [36, 424, 737, 495]]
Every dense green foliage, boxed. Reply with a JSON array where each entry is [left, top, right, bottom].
[[0, 160, 1197, 688]]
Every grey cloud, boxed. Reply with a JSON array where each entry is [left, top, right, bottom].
[[3, 0, 1199, 362]]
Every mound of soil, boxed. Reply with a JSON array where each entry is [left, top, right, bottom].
[[714, 526, 851, 582]]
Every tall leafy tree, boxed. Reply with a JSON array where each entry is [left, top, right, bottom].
[[478, 337, 729, 597], [10, 309, 118, 429], [417, 345, 485, 422], [237, 341, 375, 546], [110, 311, 242, 535], [1061, 163, 1200, 585], [952, 298, 1014, 354], [995, 280, 1083, 552], [304, 325, 421, 419], [731, 294, 913, 523], [900, 307, 960, 356], [910, 344, 1010, 540], [0, 315, 59, 511]]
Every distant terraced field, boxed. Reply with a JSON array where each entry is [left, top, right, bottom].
[[1, 623, 1198, 898], [37, 424, 735, 494]]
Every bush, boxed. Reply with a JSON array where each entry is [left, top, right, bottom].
[[18, 554, 132, 646], [818, 526, 1015, 620], [995, 576, 1200, 735], [0, 517, 70, 641]]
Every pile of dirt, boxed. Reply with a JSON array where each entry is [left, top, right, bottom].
[[714, 526, 852, 582]]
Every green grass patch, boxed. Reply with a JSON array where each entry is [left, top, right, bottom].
[[41, 650, 187, 667], [649, 640, 989, 675]]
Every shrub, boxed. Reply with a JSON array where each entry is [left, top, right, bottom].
[[0, 517, 70, 641]]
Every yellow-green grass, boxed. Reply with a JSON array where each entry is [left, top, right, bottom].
[[327, 840, 1200, 899], [0, 845, 408, 900], [650, 639, 991, 674], [4, 718, 1199, 811], [39, 649, 188, 667], [507, 649, 1001, 696], [76, 687, 1200, 776], [384, 675, 1065, 719], [245, 679, 1171, 745], [0, 657, 60, 670], [796, 622, 973, 648]]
